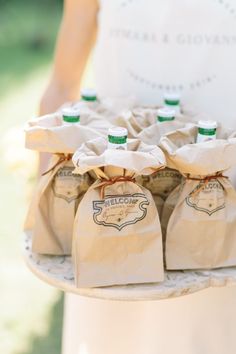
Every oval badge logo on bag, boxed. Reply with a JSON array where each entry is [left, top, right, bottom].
[[142, 169, 182, 199], [52, 167, 89, 203], [185, 180, 225, 216], [93, 193, 150, 230]]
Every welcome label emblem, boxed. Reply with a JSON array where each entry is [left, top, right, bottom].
[[93, 193, 149, 230], [52, 167, 86, 203], [185, 180, 225, 216]]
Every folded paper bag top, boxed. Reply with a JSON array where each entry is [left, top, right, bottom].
[[110, 107, 193, 139], [72, 137, 165, 288], [111, 108, 158, 138], [111, 105, 198, 139], [27, 113, 62, 128], [80, 112, 114, 135], [137, 121, 195, 146], [110, 107, 174, 140], [72, 137, 166, 176], [160, 126, 236, 176], [25, 113, 105, 153]]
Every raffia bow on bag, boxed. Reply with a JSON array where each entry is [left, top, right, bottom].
[[95, 176, 136, 199], [72, 137, 166, 288], [42, 153, 72, 176], [186, 173, 229, 197], [159, 125, 236, 270]]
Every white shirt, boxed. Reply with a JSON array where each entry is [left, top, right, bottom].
[[94, 0, 236, 128]]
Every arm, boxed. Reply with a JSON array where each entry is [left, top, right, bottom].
[[39, 0, 99, 115], [38, 0, 99, 175]]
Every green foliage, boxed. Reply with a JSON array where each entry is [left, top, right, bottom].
[[16, 294, 64, 354], [0, 2, 64, 354], [0, 0, 62, 96]]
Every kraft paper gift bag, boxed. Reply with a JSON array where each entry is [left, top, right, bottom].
[[72, 137, 166, 287], [109, 107, 159, 138], [24, 156, 58, 234], [24, 117, 101, 255], [137, 168, 183, 217], [58, 99, 116, 132], [117, 106, 197, 139], [137, 120, 194, 146], [25, 112, 106, 153], [160, 182, 184, 244], [159, 124, 230, 237], [156, 125, 197, 230], [31, 156, 92, 255], [222, 129, 236, 190], [80, 112, 115, 136], [159, 128, 236, 270], [74, 96, 137, 135], [136, 122, 195, 215]]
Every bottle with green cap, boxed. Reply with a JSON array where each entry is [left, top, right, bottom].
[[81, 88, 97, 102], [196, 120, 217, 143], [62, 108, 80, 126], [108, 127, 128, 150], [157, 108, 175, 122], [164, 92, 181, 114]]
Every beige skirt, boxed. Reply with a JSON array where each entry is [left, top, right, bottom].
[[62, 287, 236, 354]]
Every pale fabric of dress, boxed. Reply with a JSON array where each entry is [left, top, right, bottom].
[[63, 1, 236, 353], [95, 0, 236, 128]]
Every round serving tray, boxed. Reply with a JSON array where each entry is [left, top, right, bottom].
[[24, 233, 236, 301]]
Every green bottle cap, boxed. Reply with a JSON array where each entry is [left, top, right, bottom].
[[164, 92, 181, 106], [81, 88, 97, 102], [62, 108, 80, 123], [108, 127, 128, 144], [198, 120, 217, 136], [157, 108, 175, 122]]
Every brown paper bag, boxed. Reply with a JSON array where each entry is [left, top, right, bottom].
[[109, 107, 159, 138], [160, 128, 236, 270], [160, 182, 184, 242], [137, 168, 183, 217], [72, 138, 165, 287], [157, 126, 197, 233], [31, 156, 92, 255], [72, 96, 137, 135], [137, 121, 194, 146], [160, 124, 234, 238], [136, 122, 196, 215], [25, 112, 107, 153], [58, 99, 116, 128], [24, 156, 58, 234], [24, 116, 100, 254], [112, 106, 197, 139]]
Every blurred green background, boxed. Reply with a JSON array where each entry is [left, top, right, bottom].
[[0, 1, 64, 353]]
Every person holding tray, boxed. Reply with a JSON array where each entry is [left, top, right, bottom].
[[39, 1, 236, 354]]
